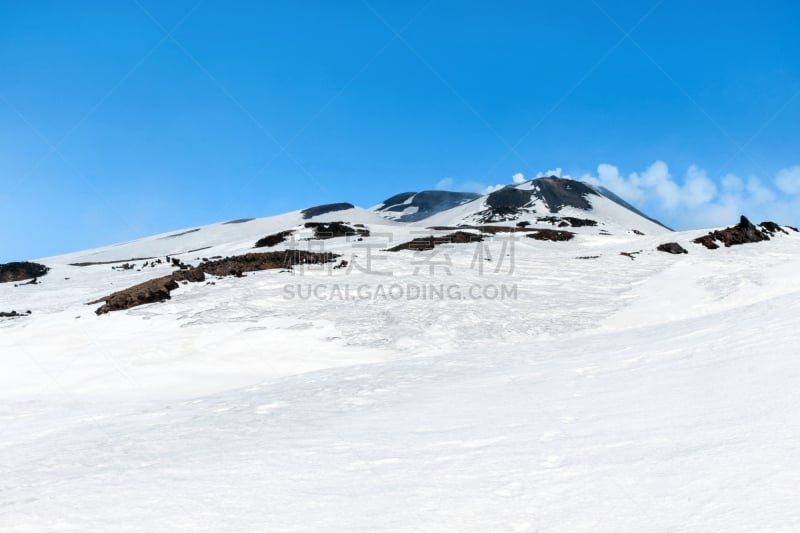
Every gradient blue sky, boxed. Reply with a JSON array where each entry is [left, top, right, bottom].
[[1, 0, 799, 261]]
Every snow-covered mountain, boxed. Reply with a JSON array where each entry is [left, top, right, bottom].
[[46, 177, 668, 268], [419, 176, 671, 234], [370, 190, 481, 222], [3, 177, 800, 531]]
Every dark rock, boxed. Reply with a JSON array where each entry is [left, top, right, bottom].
[[301, 203, 355, 219], [89, 275, 179, 315], [90, 250, 338, 314], [196, 250, 335, 277], [526, 229, 575, 242], [470, 178, 601, 223], [473, 225, 531, 234], [537, 216, 598, 227], [161, 228, 200, 239], [427, 224, 542, 235], [375, 191, 480, 222], [386, 231, 484, 252], [223, 218, 255, 225], [486, 188, 533, 210], [0, 310, 30, 318], [304, 221, 369, 239], [533, 178, 597, 212], [255, 230, 295, 248], [657, 242, 688, 254], [620, 251, 641, 260], [632, 229, 645, 235], [172, 269, 206, 283], [0, 261, 49, 283], [70, 257, 156, 267], [692, 216, 771, 249], [759, 221, 788, 235]]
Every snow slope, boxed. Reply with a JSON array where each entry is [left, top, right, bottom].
[[2, 209, 799, 531]]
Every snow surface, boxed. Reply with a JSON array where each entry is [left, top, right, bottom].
[[2, 209, 800, 531]]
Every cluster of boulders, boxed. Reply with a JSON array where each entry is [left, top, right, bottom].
[[693, 216, 782, 249], [652, 216, 794, 255]]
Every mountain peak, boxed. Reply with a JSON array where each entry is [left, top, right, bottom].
[[371, 190, 481, 222]]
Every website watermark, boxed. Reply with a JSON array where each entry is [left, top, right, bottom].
[[283, 282, 518, 301], [280, 228, 522, 301]]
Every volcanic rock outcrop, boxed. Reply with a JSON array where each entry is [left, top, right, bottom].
[[657, 242, 688, 254], [90, 250, 337, 314], [0, 262, 49, 283], [692, 216, 779, 249]]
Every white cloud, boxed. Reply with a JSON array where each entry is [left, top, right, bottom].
[[683, 165, 717, 208], [512, 172, 526, 184], [582, 163, 646, 206], [436, 176, 505, 195], [435, 177, 454, 190], [775, 165, 800, 195], [746, 176, 776, 204], [578, 162, 800, 229], [482, 184, 506, 194], [720, 173, 744, 194], [535, 168, 566, 179], [633, 161, 681, 210]]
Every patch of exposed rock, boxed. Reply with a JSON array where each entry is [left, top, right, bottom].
[[305, 221, 370, 239], [526, 229, 575, 242], [0, 310, 31, 318], [759, 221, 789, 236], [536, 216, 598, 228], [255, 230, 295, 248], [657, 242, 688, 254], [0, 262, 49, 283], [620, 251, 641, 260], [90, 250, 337, 314], [692, 216, 780, 249], [427, 225, 532, 234], [70, 257, 157, 267], [301, 203, 355, 219], [160, 228, 200, 239], [386, 231, 484, 252], [375, 191, 480, 222]]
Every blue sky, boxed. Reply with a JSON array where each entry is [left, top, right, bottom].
[[1, 0, 799, 261]]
